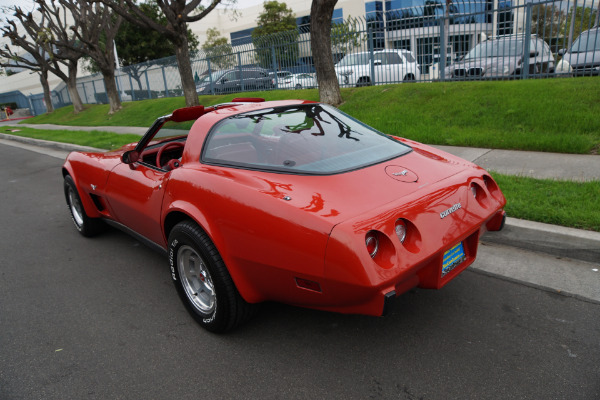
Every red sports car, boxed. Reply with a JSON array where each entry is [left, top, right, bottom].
[[62, 98, 506, 332]]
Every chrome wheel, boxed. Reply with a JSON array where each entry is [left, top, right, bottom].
[[177, 245, 216, 314], [68, 187, 84, 227]]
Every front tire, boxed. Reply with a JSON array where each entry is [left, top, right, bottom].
[[64, 175, 104, 237], [168, 221, 257, 333]]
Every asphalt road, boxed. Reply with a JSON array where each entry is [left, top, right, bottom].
[[1, 143, 599, 400]]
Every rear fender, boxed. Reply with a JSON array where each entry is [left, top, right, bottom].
[[162, 200, 264, 304]]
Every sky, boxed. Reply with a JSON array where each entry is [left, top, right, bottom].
[[0, 0, 267, 21], [0, 0, 35, 21]]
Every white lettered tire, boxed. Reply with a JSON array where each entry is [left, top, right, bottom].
[[168, 221, 257, 333]]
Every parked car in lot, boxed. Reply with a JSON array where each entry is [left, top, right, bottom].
[[269, 70, 293, 80], [279, 73, 317, 89], [62, 98, 506, 332], [558, 27, 600, 76], [196, 68, 274, 94], [335, 49, 421, 86], [445, 35, 555, 79]]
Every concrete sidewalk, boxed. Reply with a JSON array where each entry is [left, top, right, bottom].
[[436, 145, 600, 182], [1, 123, 599, 268]]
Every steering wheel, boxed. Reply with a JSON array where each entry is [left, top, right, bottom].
[[156, 141, 185, 170]]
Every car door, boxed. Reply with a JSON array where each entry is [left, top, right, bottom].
[[103, 119, 190, 247], [373, 53, 386, 84], [383, 52, 405, 83], [220, 71, 239, 93], [104, 161, 168, 246]]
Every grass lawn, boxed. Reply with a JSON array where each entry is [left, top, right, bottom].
[[0, 126, 141, 150], [22, 78, 600, 154], [491, 173, 600, 232]]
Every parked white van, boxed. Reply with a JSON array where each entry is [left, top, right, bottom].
[[335, 49, 421, 87]]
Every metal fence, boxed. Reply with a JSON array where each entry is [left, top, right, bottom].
[[28, 0, 600, 114]]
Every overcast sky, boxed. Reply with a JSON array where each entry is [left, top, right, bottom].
[[0, 0, 35, 21], [0, 0, 267, 21]]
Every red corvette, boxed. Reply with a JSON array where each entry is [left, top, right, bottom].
[[62, 98, 506, 332]]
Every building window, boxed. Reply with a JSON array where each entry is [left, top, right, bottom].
[[366, 1, 385, 50], [392, 39, 411, 51], [230, 28, 254, 47]]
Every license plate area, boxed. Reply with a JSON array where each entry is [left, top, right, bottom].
[[442, 242, 466, 278]]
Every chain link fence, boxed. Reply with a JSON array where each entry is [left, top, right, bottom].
[[25, 0, 600, 115]]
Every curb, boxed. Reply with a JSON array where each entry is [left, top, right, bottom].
[[0, 132, 105, 153], [0, 132, 598, 265], [482, 217, 600, 264]]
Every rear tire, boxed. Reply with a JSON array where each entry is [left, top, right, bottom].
[[168, 221, 258, 333], [64, 175, 104, 237], [403, 74, 416, 81]]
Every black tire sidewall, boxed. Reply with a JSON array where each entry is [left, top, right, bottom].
[[64, 175, 84, 233], [64, 175, 104, 237], [168, 223, 229, 332]]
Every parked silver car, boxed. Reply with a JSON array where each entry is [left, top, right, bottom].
[[445, 35, 555, 79], [335, 49, 421, 86], [559, 27, 600, 76]]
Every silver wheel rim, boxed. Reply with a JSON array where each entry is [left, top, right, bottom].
[[68, 187, 84, 227], [177, 245, 216, 314]]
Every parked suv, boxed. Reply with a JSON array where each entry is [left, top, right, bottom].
[[445, 35, 555, 79], [335, 49, 421, 87], [558, 27, 600, 76], [196, 68, 274, 94]]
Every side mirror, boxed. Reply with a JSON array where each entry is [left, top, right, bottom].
[[558, 48, 566, 56], [374, 60, 382, 66], [220, 78, 228, 84], [530, 51, 539, 57], [122, 150, 139, 164]]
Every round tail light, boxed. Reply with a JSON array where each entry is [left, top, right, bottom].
[[395, 219, 407, 243], [365, 231, 379, 258]]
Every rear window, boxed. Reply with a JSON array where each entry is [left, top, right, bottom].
[[337, 53, 370, 66], [202, 104, 411, 174]]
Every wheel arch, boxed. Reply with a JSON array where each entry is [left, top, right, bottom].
[[62, 162, 102, 219], [162, 204, 264, 304]]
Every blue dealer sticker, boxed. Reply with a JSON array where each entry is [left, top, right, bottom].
[[442, 242, 466, 277]]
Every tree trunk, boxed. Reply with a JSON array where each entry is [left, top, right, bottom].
[[101, 67, 122, 114], [174, 34, 200, 107], [311, 0, 342, 106], [67, 63, 84, 113], [39, 69, 54, 113]]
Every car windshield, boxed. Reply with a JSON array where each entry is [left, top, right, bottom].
[[570, 30, 600, 53], [146, 119, 194, 146], [337, 53, 370, 66], [203, 104, 412, 174], [197, 71, 225, 85], [464, 39, 523, 60]]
